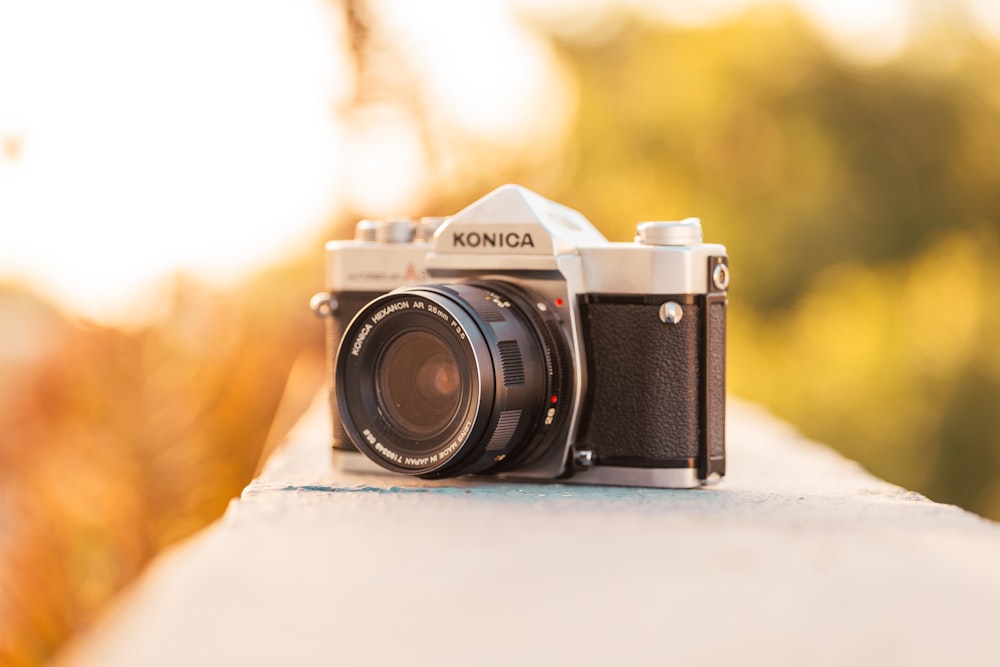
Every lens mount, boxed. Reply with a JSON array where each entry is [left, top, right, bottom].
[[335, 282, 568, 478]]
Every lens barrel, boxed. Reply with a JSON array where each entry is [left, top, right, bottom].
[[335, 282, 567, 478]]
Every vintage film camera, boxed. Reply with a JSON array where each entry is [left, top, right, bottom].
[[311, 185, 728, 487]]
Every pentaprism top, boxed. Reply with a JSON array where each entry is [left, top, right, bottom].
[[432, 184, 608, 256]]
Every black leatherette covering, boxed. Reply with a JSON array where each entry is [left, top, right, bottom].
[[577, 299, 702, 466]]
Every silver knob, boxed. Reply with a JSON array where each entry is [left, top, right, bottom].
[[659, 301, 683, 324], [416, 216, 446, 241], [375, 218, 415, 244], [310, 293, 338, 318], [636, 219, 703, 246], [354, 219, 379, 242], [712, 262, 730, 291], [573, 449, 595, 468]]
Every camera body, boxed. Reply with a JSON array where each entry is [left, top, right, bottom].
[[312, 185, 728, 488]]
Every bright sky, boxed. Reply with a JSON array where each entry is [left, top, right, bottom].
[[0, 0, 981, 324], [0, 0, 350, 323]]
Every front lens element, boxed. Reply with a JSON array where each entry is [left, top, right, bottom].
[[377, 331, 461, 439]]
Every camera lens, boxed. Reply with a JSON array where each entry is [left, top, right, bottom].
[[376, 331, 461, 440], [335, 282, 569, 478]]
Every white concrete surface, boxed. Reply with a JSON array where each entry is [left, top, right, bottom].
[[58, 394, 1000, 667]]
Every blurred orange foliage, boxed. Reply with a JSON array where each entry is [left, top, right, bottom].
[[0, 253, 326, 665]]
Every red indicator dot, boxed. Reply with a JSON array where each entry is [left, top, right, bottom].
[[551, 395, 558, 404], [555, 298, 564, 307]]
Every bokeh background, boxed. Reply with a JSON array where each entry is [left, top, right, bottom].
[[3, 0, 1000, 663]]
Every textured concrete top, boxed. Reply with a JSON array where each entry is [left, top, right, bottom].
[[58, 394, 1000, 667]]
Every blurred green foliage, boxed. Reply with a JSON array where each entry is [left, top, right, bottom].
[[540, 9, 1000, 519]]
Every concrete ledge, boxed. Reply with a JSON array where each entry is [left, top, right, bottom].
[[58, 394, 1000, 666]]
